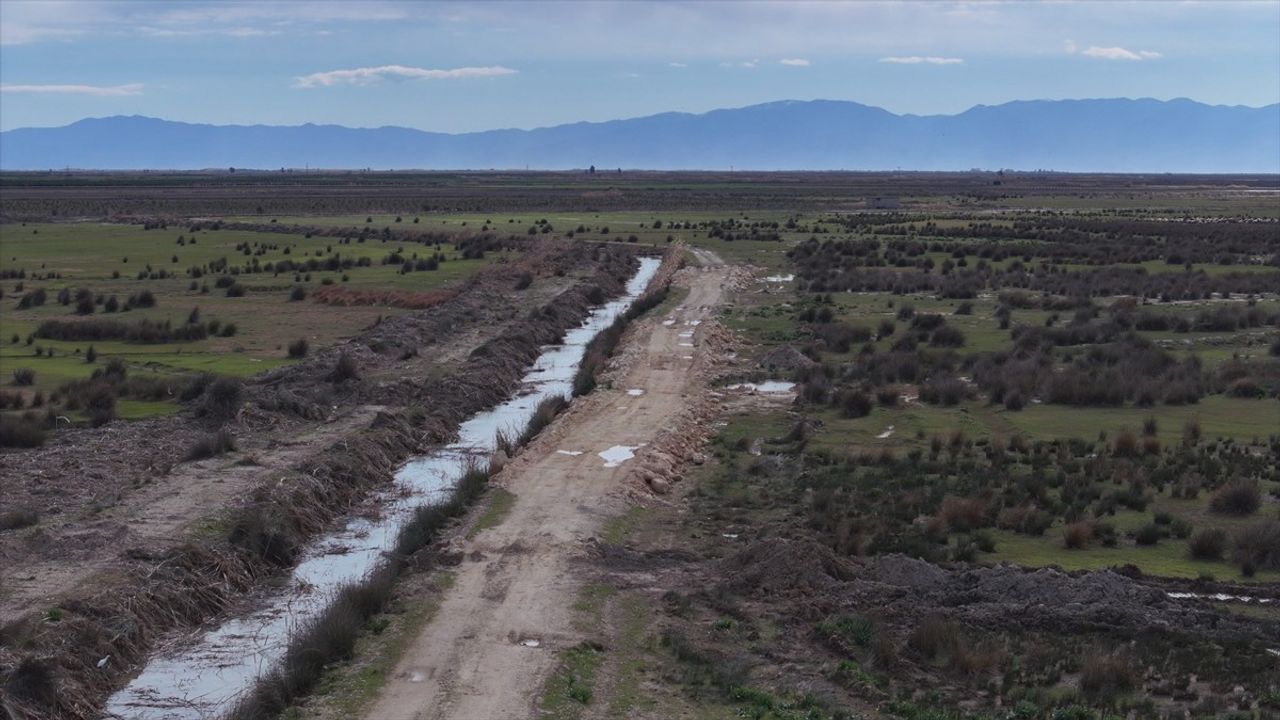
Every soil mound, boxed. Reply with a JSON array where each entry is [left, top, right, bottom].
[[758, 345, 816, 372], [720, 538, 858, 596]]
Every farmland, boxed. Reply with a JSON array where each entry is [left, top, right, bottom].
[[1, 172, 1278, 720]]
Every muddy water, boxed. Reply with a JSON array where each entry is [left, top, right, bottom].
[[104, 257, 661, 720]]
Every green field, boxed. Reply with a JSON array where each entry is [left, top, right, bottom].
[[1, 221, 508, 415]]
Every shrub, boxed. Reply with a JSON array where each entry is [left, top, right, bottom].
[[907, 615, 962, 661], [1188, 528, 1227, 560], [3, 657, 57, 707], [200, 376, 243, 421], [287, 338, 309, 358], [837, 389, 872, 418], [225, 283, 247, 297], [929, 325, 966, 348], [83, 383, 116, 427], [518, 396, 567, 447], [816, 614, 875, 648], [0, 508, 39, 531], [85, 345, 97, 363], [1232, 517, 1280, 571], [11, 368, 35, 386], [1079, 652, 1137, 698], [329, 353, 359, 383], [289, 286, 306, 302], [1134, 523, 1162, 546], [1209, 480, 1262, 516], [185, 429, 236, 461]]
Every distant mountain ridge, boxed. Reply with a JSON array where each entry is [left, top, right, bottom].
[[2, 98, 1277, 172]]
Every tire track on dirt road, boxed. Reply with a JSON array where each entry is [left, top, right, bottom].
[[366, 258, 731, 720]]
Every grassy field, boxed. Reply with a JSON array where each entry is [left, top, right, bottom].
[[1, 221, 509, 416]]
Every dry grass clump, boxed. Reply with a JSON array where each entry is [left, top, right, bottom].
[[1079, 650, 1138, 698], [907, 615, 1001, 676], [310, 285, 456, 309]]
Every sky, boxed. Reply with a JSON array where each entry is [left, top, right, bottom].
[[1, 0, 1278, 133]]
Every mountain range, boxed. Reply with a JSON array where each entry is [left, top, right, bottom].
[[1, 98, 1276, 172]]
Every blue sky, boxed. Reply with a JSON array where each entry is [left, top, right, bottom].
[[2, 0, 1278, 133]]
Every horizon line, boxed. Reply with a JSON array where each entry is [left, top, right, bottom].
[[3, 95, 1278, 136]]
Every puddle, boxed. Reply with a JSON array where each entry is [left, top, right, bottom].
[[682, 355, 693, 360], [876, 426, 895, 439], [410, 670, 427, 683], [626, 389, 645, 396], [662, 319, 676, 326], [685, 320, 702, 326], [556, 450, 584, 456], [599, 445, 639, 468], [762, 274, 794, 283], [518, 638, 541, 648], [105, 258, 662, 719], [726, 381, 796, 394], [679, 342, 694, 348], [678, 331, 694, 338], [1167, 592, 1272, 604]]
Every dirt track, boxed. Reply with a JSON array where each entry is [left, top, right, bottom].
[[366, 257, 730, 720]]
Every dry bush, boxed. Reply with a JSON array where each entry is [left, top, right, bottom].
[[1063, 521, 1093, 550], [1112, 428, 1139, 456], [1209, 479, 1262, 516], [11, 368, 35, 386], [939, 495, 989, 533], [287, 338, 309, 358]]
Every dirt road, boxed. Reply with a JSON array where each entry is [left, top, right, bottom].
[[366, 260, 730, 720]]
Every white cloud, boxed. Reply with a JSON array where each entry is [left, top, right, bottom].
[[1064, 39, 1078, 54], [779, 58, 810, 67], [878, 56, 964, 65], [1081, 46, 1161, 61], [293, 65, 517, 88], [740, 58, 759, 69], [668, 62, 688, 68], [0, 83, 143, 96]]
